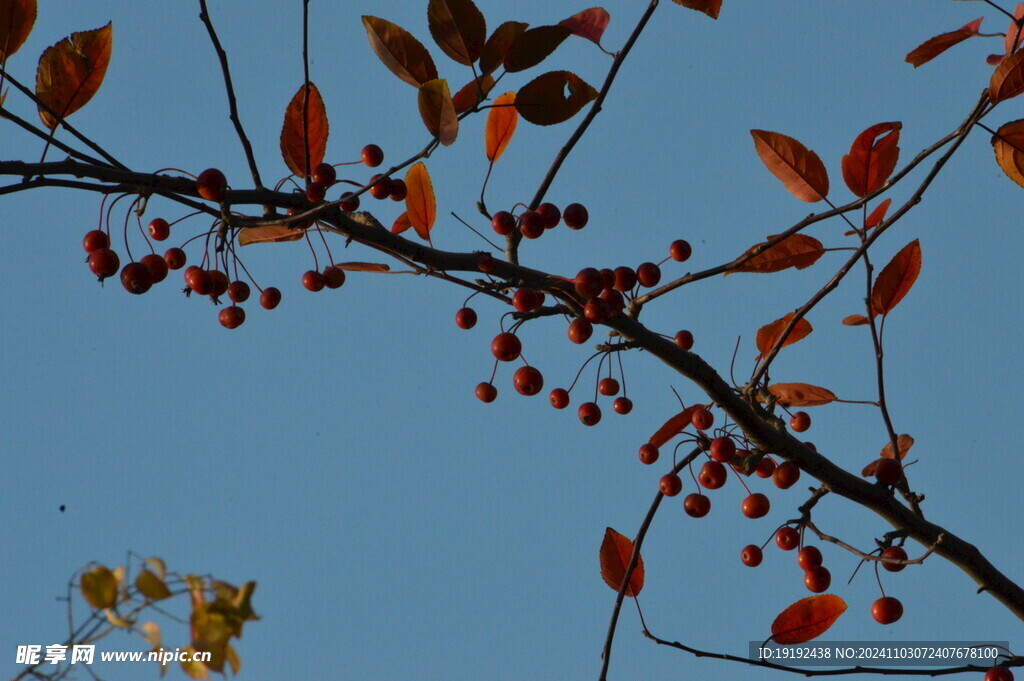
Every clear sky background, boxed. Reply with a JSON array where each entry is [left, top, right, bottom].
[[2, 2, 1023, 680]]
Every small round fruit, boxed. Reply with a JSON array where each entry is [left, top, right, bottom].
[[699, 460, 727, 489], [196, 168, 227, 201], [184, 266, 212, 295], [638, 443, 659, 465], [691, 408, 714, 431], [790, 411, 811, 432], [388, 178, 407, 201], [323, 267, 346, 289], [164, 247, 187, 270], [219, 306, 245, 329], [537, 202, 561, 229], [797, 546, 823, 570], [475, 382, 497, 403], [140, 253, 168, 283], [773, 461, 800, 489], [368, 174, 391, 200], [209, 270, 229, 298], [741, 493, 770, 519], [120, 262, 154, 295], [302, 270, 326, 292], [491, 211, 515, 236], [513, 366, 544, 396], [741, 544, 763, 567], [804, 566, 831, 593], [306, 181, 327, 203], [660, 473, 683, 497], [871, 597, 903, 625], [567, 318, 593, 344], [601, 289, 625, 315], [361, 144, 384, 167], [339, 192, 360, 212], [477, 253, 495, 273], [228, 280, 251, 303], [563, 202, 588, 229], [311, 163, 337, 186], [755, 457, 777, 478], [710, 436, 736, 463], [574, 268, 604, 299], [985, 668, 1014, 681], [598, 377, 620, 396], [613, 266, 637, 292], [512, 288, 543, 312], [684, 493, 711, 518], [455, 307, 477, 329], [260, 287, 282, 309], [613, 397, 633, 415], [636, 262, 662, 287], [670, 239, 692, 262], [880, 546, 908, 573], [146, 218, 169, 241], [775, 526, 800, 551], [491, 332, 522, 362], [518, 211, 544, 239], [599, 269, 615, 292], [549, 388, 570, 409], [874, 458, 903, 486], [83, 229, 110, 253], [584, 298, 611, 324], [674, 330, 694, 350], [578, 401, 601, 426], [88, 248, 120, 279]]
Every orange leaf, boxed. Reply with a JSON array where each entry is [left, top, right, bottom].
[[767, 383, 836, 408], [841, 314, 869, 326], [0, 0, 36, 61], [755, 313, 812, 360], [504, 25, 571, 73], [427, 0, 486, 66], [599, 528, 644, 597], [392, 211, 412, 235], [515, 70, 597, 126], [1005, 5, 1024, 57], [905, 18, 983, 68], [842, 123, 901, 197], [332, 262, 392, 273], [865, 198, 892, 228], [991, 48, 1024, 104], [362, 16, 438, 87], [479, 21, 528, 77], [992, 118, 1024, 189], [881, 434, 914, 461], [237, 224, 305, 246], [559, 8, 610, 46], [648, 405, 700, 448], [729, 234, 825, 274], [279, 82, 329, 178], [485, 91, 517, 162], [451, 74, 494, 113], [750, 130, 829, 202], [771, 595, 847, 645], [418, 78, 458, 146], [404, 163, 436, 240], [35, 23, 113, 130], [870, 239, 921, 316], [670, 0, 722, 19]]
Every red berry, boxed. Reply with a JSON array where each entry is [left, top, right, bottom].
[[773, 461, 800, 489], [388, 178, 407, 201], [755, 456, 777, 478], [148, 219, 170, 241], [475, 382, 497, 403], [691, 408, 713, 431], [599, 268, 616, 292], [207, 270, 228, 298], [613, 266, 637, 292], [804, 566, 831, 593], [674, 330, 694, 350], [638, 443, 659, 465], [140, 253, 168, 284], [491, 332, 522, 362], [574, 268, 604, 299], [880, 546, 908, 572], [311, 163, 336, 186], [874, 458, 903, 486], [583, 298, 611, 324], [613, 397, 633, 415], [790, 411, 811, 432], [228, 281, 251, 303], [361, 144, 384, 167], [636, 262, 661, 287], [339, 192, 360, 212], [871, 597, 903, 625], [986, 668, 1014, 681], [669, 239, 692, 262], [368, 174, 391, 200], [567, 318, 593, 344], [563, 203, 588, 229], [196, 168, 227, 201], [455, 307, 477, 329], [184, 266, 212, 295], [601, 289, 625, 315], [741, 545, 763, 567], [775, 526, 800, 551], [684, 493, 710, 518], [302, 270, 326, 292], [741, 493, 770, 518], [477, 253, 495, 273], [218, 306, 245, 329], [598, 377, 620, 396], [323, 267, 346, 289], [699, 460, 727, 489], [260, 287, 282, 309], [660, 473, 683, 497], [88, 248, 120, 279], [709, 436, 736, 463], [578, 402, 601, 426], [83, 229, 110, 253], [164, 247, 187, 270], [513, 366, 544, 396], [549, 388, 570, 409], [798, 546, 823, 570], [518, 211, 544, 239], [491, 211, 515, 236], [120, 262, 154, 295], [512, 288, 543, 312], [537, 202, 561, 229], [304, 181, 325, 203]]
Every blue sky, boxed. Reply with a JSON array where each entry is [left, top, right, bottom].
[[2, 2, 1022, 680]]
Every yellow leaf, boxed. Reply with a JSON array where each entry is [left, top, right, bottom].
[[136, 569, 172, 601], [80, 565, 118, 609]]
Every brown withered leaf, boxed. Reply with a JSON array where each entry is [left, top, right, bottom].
[[841, 314, 869, 326], [504, 25, 571, 72], [451, 74, 494, 113], [729, 234, 825, 274], [515, 70, 597, 126], [427, 0, 485, 66], [991, 48, 1024, 103], [992, 118, 1024, 189], [237, 224, 304, 246], [332, 262, 392, 273], [418, 78, 458, 146], [479, 21, 528, 76], [362, 16, 438, 87], [0, 0, 36, 61], [279, 82, 328, 178], [35, 23, 113, 130]]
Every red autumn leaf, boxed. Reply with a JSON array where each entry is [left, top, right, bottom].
[[451, 74, 494, 113], [870, 239, 921, 316], [515, 70, 597, 126], [881, 434, 914, 461], [750, 130, 829, 202], [992, 118, 1024, 189], [427, 0, 485, 66], [599, 528, 644, 597], [0, 0, 36, 62], [332, 262, 392, 273], [670, 0, 722, 20], [479, 21, 528, 77], [559, 8, 610, 46], [755, 313, 813, 360], [237, 224, 305, 246], [392, 211, 412, 235], [35, 23, 113, 130], [1004, 4, 1024, 57], [648, 405, 700, 448], [418, 79, 458, 146], [485, 91, 517, 162], [842, 123, 901, 197], [865, 198, 893, 228], [404, 163, 436, 240], [771, 595, 847, 645], [362, 16, 438, 87], [504, 25, 571, 73], [729, 234, 825, 274], [280, 82, 329, 178], [905, 18, 983, 68], [767, 383, 836, 408], [842, 314, 869, 326], [861, 459, 879, 477], [990, 49, 1024, 104]]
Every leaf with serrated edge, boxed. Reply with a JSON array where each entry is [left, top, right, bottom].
[[0, 0, 36, 61], [750, 130, 829, 202], [427, 0, 485, 66], [992, 119, 1024, 188], [841, 122, 901, 197], [35, 23, 113, 129], [280, 82, 328, 178], [515, 70, 597, 126]]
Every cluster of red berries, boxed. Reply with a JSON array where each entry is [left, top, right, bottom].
[[303, 145, 389, 211], [490, 202, 588, 240]]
